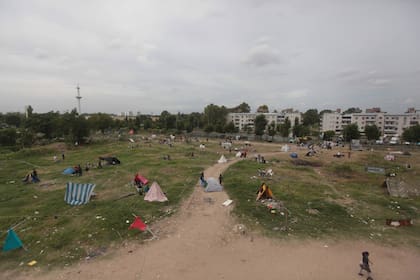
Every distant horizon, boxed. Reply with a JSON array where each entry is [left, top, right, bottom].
[[1, 103, 417, 116]]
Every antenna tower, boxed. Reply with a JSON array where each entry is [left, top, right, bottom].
[[76, 84, 82, 115]]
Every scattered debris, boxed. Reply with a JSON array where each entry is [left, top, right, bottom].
[[233, 224, 247, 235], [386, 219, 413, 227], [222, 199, 233, 206]]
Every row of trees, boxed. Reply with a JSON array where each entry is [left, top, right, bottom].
[[1, 104, 419, 148]]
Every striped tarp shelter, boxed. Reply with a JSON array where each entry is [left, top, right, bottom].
[[64, 182, 96, 206]]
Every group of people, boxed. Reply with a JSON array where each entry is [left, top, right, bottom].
[[22, 169, 40, 183]]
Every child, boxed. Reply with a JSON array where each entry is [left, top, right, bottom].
[[358, 251, 373, 278]]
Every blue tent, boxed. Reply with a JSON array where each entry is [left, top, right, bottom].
[[63, 167, 75, 175], [2, 229, 23, 252], [290, 152, 298, 158]]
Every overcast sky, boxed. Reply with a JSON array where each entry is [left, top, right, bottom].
[[1, 0, 419, 115]]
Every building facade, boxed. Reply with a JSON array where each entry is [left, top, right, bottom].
[[320, 108, 419, 137], [227, 111, 302, 133]]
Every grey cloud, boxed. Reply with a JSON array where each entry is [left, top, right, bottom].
[[243, 44, 283, 67]]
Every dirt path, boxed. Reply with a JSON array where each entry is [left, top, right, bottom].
[[7, 156, 420, 280]]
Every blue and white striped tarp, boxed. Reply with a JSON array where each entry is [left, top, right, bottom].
[[64, 182, 96, 206]]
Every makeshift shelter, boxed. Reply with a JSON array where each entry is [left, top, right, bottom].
[[281, 144, 290, 152], [144, 181, 168, 202], [235, 151, 242, 158], [290, 152, 298, 159], [199, 144, 205, 149], [2, 229, 24, 252], [366, 166, 385, 175], [218, 155, 227, 163], [205, 177, 223, 192], [64, 182, 96, 205], [384, 178, 420, 198], [384, 154, 395, 161], [63, 167, 75, 175], [134, 173, 148, 185], [99, 156, 121, 165], [256, 183, 273, 200]]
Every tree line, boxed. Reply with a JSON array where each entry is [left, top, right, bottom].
[[1, 104, 419, 148]]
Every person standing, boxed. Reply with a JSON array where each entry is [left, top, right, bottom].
[[219, 173, 223, 185]]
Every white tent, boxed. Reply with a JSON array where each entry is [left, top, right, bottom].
[[235, 151, 242, 157], [199, 144, 206, 149], [144, 181, 168, 202], [205, 177, 223, 192], [281, 144, 290, 152], [218, 155, 227, 163]]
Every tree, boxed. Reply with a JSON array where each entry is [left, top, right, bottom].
[[0, 128, 17, 146], [224, 121, 237, 133], [26, 105, 34, 118], [402, 125, 420, 143], [302, 109, 319, 126], [278, 117, 291, 137], [364, 125, 381, 141], [292, 124, 309, 137], [254, 114, 267, 136], [5, 113, 23, 128], [88, 113, 114, 133], [267, 121, 276, 140], [319, 109, 333, 116], [256, 105, 269, 113], [343, 107, 362, 114], [323, 130, 335, 141], [229, 102, 251, 113], [203, 104, 228, 133], [342, 124, 360, 141]]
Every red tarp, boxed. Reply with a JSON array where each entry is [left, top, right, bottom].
[[129, 216, 147, 231], [134, 174, 148, 185]]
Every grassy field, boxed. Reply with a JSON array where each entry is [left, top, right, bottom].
[[223, 147, 420, 247], [0, 136, 221, 270], [1, 138, 420, 272]]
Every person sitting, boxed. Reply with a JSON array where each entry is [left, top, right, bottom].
[[31, 169, 40, 183]]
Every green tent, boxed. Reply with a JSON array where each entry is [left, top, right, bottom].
[[2, 229, 23, 252]]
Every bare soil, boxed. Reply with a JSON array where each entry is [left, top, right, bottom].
[[5, 153, 420, 280]]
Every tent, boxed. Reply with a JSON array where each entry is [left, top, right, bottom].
[[218, 155, 227, 163], [64, 182, 96, 205], [199, 144, 206, 149], [144, 181, 168, 202], [99, 156, 121, 165], [63, 167, 75, 175], [134, 173, 149, 185], [235, 151, 242, 157], [281, 144, 290, 152], [290, 152, 298, 158], [256, 183, 273, 200], [205, 177, 223, 192], [2, 229, 24, 252]]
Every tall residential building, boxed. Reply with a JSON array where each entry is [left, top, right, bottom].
[[226, 111, 302, 133], [320, 108, 419, 137]]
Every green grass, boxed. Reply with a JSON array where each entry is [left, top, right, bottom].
[[2, 140, 420, 272], [223, 150, 420, 246], [0, 138, 219, 270]]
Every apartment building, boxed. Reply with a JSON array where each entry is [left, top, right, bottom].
[[320, 108, 419, 137], [227, 111, 302, 132]]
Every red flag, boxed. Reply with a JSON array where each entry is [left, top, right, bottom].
[[129, 216, 147, 231]]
